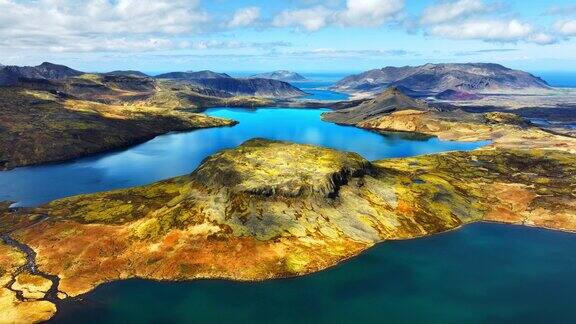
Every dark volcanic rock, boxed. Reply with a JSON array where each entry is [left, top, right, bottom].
[[322, 87, 434, 124], [0, 62, 83, 86], [187, 77, 305, 98], [100, 75, 156, 93], [333, 63, 550, 95], [156, 70, 232, 80], [435, 89, 482, 101], [104, 70, 150, 78], [250, 70, 307, 82], [157, 71, 305, 98]]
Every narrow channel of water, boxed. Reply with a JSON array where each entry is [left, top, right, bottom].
[[0, 108, 488, 207]]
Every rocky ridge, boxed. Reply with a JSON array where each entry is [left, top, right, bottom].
[[157, 71, 306, 98], [332, 63, 550, 96], [250, 71, 307, 82], [323, 87, 434, 124]]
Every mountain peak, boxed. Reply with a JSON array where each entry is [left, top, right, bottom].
[[156, 70, 231, 80], [0, 62, 83, 86], [250, 70, 307, 82], [322, 86, 432, 125], [39, 62, 60, 67], [333, 63, 550, 95]]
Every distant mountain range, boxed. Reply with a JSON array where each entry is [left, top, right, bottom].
[[332, 63, 550, 96], [155, 70, 232, 80], [0, 63, 306, 99], [104, 70, 150, 78], [0, 62, 83, 86], [156, 70, 305, 98], [250, 71, 307, 82]]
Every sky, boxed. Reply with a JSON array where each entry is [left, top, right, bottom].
[[1, 0, 576, 73]]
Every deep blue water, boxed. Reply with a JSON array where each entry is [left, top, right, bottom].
[[0, 108, 487, 207], [532, 71, 576, 88], [292, 80, 350, 101], [51, 223, 576, 324]]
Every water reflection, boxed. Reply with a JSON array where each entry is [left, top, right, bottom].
[[0, 108, 488, 206]]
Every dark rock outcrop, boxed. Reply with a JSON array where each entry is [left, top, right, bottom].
[[250, 71, 307, 82], [323, 87, 434, 124], [104, 70, 150, 78], [157, 71, 305, 98], [186, 77, 305, 98], [435, 89, 482, 101], [156, 70, 232, 80]]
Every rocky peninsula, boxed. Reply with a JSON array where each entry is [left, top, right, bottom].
[[1, 133, 575, 322], [0, 63, 305, 170]]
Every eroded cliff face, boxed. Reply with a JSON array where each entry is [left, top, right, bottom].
[[0, 138, 573, 318]]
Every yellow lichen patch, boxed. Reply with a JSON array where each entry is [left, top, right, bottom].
[[192, 138, 371, 198], [284, 253, 311, 274], [11, 273, 53, 300], [0, 292, 56, 324], [133, 218, 162, 241], [0, 243, 57, 323]]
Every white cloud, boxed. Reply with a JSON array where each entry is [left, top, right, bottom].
[[272, 6, 332, 32], [0, 0, 209, 52], [431, 19, 531, 41], [335, 0, 404, 27], [555, 20, 576, 36], [47, 38, 176, 53], [430, 19, 557, 45], [272, 0, 404, 31], [228, 7, 261, 28], [282, 48, 417, 59], [189, 40, 290, 50], [528, 32, 557, 45], [0, 0, 209, 36], [421, 0, 487, 25]]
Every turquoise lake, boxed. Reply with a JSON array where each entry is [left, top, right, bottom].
[[0, 107, 486, 207]]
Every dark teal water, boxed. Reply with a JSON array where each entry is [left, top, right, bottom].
[[50, 223, 576, 324], [0, 108, 487, 207]]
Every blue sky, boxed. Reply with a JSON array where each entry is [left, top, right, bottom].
[[1, 0, 575, 73]]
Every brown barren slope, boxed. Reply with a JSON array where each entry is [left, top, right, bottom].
[[0, 85, 237, 170]]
